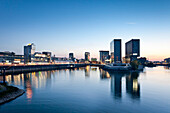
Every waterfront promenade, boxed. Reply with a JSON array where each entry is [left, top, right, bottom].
[[0, 63, 104, 76]]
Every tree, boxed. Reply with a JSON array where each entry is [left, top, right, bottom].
[[130, 60, 139, 70]]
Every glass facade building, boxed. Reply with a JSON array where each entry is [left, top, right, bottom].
[[125, 39, 140, 61], [110, 39, 122, 63]]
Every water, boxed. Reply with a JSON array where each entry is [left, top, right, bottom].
[[0, 66, 170, 113]]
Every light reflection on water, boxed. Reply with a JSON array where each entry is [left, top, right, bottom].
[[164, 66, 170, 70], [0, 66, 170, 113], [100, 69, 140, 100]]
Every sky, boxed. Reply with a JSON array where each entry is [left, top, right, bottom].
[[0, 0, 170, 61]]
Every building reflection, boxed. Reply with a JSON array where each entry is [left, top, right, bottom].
[[91, 67, 97, 71], [126, 72, 140, 99], [110, 72, 128, 99], [76, 67, 80, 71], [46, 71, 52, 88], [164, 66, 170, 70], [3, 71, 53, 102], [85, 66, 90, 77], [100, 70, 141, 100], [99, 69, 110, 79], [1, 68, 141, 102], [69, 69, 75, 76], [24, 73, 33, 101]]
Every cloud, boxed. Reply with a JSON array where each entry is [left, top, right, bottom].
[[126, 22, 136, 25]]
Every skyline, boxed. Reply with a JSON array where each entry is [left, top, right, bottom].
[[0, 0, 170, 61]]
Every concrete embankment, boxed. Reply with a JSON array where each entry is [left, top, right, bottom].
[[0, 64, 87, 75], [0, 85, 25, 105]]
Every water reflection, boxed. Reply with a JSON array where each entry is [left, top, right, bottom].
[[85, 66, 90, 77], [69, 69, 75, 76], [99, 69, 141, 100], [1, 66, 170, 113], [3, 71, 54, 102], [110, 72, 129, 99], [91, 67, 97, 71], [24, 73, 33, 102], [164, 66, 170, 70], [126, 72, 140, 99], [99, 69, 110, 79], [3, 68, 142, 103]]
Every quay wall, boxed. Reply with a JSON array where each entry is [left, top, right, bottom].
[[0, 64, 88, 75]]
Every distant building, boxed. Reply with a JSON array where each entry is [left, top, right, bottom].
[[91, 58, 97, 61], [0, 51, 24, 63], [0, 51, 15, 56], [91, 58, 99, 64], [110, 41, 114, 54], [13, 55, 24, 63], [24, 43, 35, 64], [110, 52, 114, 63], [99, 50, 109, 63], [164, 58, 170, 64], [0, 51, 15, 63], [110, 40, 114, 62], [137, 57, 147, 65], [33, 52, 48, 63], [42, 52, 52, 63], [125, 39, 140, 62], [79, 58, 85, 63], [52, 57, 68, 61], [114, 39, 122, 62], [69, 53, 74, 60], [85, 52, 90, 61], [110, 39, 122, 63], [51, 56, 69, 63]]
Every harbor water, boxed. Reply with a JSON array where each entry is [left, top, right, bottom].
[[0, 66, 170, 113]]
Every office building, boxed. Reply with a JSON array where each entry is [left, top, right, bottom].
[[24, 43, 35, 64], [69, 53, 74, 60], [0, 51, 24, 63], [125, 39, 140, 62], [99, 50, 109, 63], [164, 58, 170, 64], [42, 52, 52, 63], [110, 41, 114, 53], [110, 39, 122, 63], [85, 52, 90, 61], [0, 51, 15, 63], [114, 39, 122, 62], [33, 52, 47, 62], [110, 40, 114, 63], [33, 52, 52, 63], [52, 56, 68, 62]]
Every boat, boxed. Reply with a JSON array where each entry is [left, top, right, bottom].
[[103, 63, 131, 71]]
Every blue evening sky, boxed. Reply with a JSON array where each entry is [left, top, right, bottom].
[[0, 0, 170, 61]]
